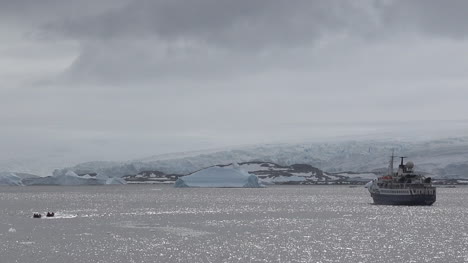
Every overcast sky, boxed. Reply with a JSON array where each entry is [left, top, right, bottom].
[[1, 0, 468, 171]]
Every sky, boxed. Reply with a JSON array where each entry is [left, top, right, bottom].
[[1, 0, 468, 172]]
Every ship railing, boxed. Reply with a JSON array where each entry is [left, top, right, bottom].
[[383, 183, 432, 189]]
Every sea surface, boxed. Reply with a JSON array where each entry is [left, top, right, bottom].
[[1, 185, 467, 263]]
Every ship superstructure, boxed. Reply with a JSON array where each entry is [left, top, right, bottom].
[[367, 154, 436, 205]]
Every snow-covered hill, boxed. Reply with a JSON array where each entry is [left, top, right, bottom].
[[221, 162, 374, 184], [3, 137, 468, 179], [123, 161, 375, 185], [61, 137, 468, 179]]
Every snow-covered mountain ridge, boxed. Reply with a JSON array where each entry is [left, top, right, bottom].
[[61, 137, 468, 179], [124, 161, 374, 185]]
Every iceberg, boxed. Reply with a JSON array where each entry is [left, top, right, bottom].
[[0, 172, 23, 186], [364, 180, 374, 188], [174, 166, 261, 188], [104, 177, 127, 185], [23, 170, 127, 186]]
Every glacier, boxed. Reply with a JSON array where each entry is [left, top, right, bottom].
[[174, 166, 261, 188], [2, 137, 468, 181], [55, 137, 468, 179]]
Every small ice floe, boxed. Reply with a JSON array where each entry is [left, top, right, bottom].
[[77, 233, 93, 236], [8, 228, 16, 233], [19, 241, 35, 245]]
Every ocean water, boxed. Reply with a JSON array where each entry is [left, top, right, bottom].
[[1, 185, 467, 263]]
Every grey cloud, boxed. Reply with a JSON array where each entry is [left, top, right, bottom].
[[4, 0, 468, 49], [2, 0, 468, 173], [0, 0, 127, 21], [40, 0, 468, 48], [46, 0, 375, 49], [380, 0, 468, 38], [50, 0, 378, 84], [39, 0, 468, 85]]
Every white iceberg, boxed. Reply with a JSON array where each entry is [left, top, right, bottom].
[[364, 180, 374, 188], [23, 170, 127, 186], [174, 166, 261, 188], [0, 172, 23, 186], [104, 177, 127, 185]]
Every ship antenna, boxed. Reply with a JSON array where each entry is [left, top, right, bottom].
[[388, 149, 395, 175]]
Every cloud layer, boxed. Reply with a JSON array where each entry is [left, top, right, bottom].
[[1, 0, 468, 172]]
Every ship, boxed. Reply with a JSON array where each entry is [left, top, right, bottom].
[[367, 153, 436, 205]]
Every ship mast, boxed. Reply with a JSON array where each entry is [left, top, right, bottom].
[[388, 150, 395, 176]]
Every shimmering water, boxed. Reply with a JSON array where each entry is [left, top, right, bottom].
[[1, 185, 467, 263]]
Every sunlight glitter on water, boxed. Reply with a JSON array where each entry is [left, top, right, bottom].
[[1, 185, 467, 262]]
